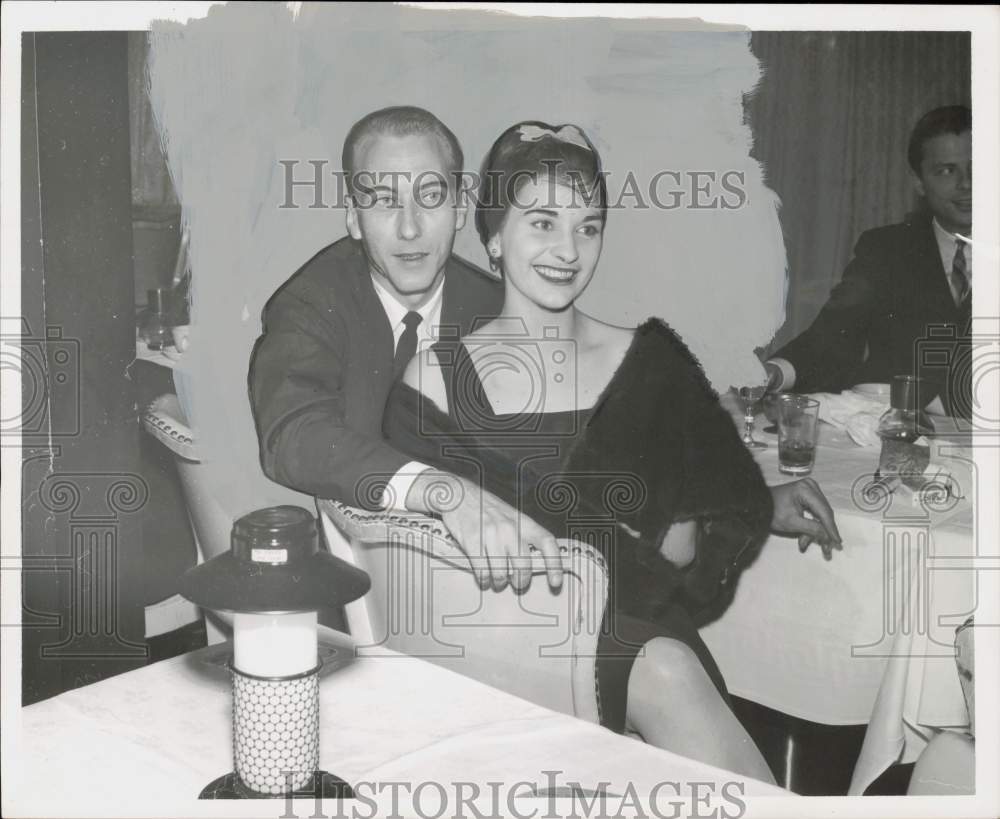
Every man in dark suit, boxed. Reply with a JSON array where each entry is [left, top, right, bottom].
[[250, 106, 566, 590], [766, 105, 972, 416]]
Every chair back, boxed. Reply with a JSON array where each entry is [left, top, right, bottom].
[[142, 394, 232, 564], [317, 499, 608, 723]]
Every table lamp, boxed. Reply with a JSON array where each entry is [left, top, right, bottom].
[[178, 505, 370, 799]]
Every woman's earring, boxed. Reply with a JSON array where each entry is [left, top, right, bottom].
[[488, 248, 501, 273]]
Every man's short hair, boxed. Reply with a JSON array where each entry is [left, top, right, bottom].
[[342, 106, 463, 195], [908, 105, 971, 174]]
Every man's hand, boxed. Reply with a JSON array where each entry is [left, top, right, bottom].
[[406, 471, 563, 592], [763, 361, 783, 393], [769, 478, 843, 559]]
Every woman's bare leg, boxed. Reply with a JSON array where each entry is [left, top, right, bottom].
[[625, 636, 776, 784]]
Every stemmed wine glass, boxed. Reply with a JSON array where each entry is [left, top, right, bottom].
[[738, 385, 768, 449]]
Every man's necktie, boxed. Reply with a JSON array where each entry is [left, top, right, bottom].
[[952, 241, 970, 305], [393, 311, 423, 379]]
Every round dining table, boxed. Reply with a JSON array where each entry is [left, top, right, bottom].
[[699, 416, 982, 794]]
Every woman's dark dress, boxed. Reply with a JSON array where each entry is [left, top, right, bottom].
[[383, 318, 773, 733]]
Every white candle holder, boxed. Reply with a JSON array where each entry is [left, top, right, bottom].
[[230, 663, 321, 795], [179, 505, 370, 800]]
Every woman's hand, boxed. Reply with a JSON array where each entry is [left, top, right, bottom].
[[769, 478, 843, 559]]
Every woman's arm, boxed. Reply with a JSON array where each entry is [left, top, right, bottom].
[[659, 520, 697, 568]]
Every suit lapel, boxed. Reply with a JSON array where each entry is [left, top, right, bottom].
[[440, 262, 468, 338], [440, 258, 501, 338], [908, 217, 956, 315], [441, 261, 477, 338], [346, 240, 395, 378]]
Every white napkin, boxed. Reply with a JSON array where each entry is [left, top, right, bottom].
[[807, 391, 886, 447]]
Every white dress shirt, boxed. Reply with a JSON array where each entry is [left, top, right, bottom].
[[931, 218, 973, 306], [370, 274, 444, 354], [369, 274, 444, 510]]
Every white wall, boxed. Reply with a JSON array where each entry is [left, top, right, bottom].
[[148, 4, 786, 513]]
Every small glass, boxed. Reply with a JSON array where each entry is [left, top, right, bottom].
[[738, 385, 768, 450], [777, 395, 820, 475], [140, 287, 174, 351]]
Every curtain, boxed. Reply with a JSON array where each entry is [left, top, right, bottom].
[[746, 32, 971, 350]]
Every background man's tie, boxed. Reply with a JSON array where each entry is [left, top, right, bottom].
[[393, 311, 423, 379], [951, 241, 970, 306]]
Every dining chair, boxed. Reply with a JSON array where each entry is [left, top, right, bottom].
[[141, 393, 231, 644], [317, 498, 609, 724]]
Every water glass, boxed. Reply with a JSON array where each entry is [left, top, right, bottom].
[[777, 396, 820, 475]]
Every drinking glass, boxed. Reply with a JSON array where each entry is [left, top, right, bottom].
[[777, 396, 820, 475], [738, 385, 768, 450], [140, 287, 174, 351]]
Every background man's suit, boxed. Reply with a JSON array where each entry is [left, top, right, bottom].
[[249, 236, 503, 507], [773, 212, 971, 416]]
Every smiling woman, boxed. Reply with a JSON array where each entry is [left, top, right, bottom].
[[492, 179, 604, 313], [475, 122, 608, 323], [382, 121, 779, 783]]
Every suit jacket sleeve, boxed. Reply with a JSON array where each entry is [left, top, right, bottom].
[[249, 283, 409, 509], [775, 229, 885, 393]]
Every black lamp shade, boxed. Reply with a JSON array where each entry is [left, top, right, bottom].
[[178, 506, 370, 614]]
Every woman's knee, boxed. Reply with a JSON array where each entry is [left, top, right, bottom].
[[626, 637, 729, 739], [629, 637, 707, 696]]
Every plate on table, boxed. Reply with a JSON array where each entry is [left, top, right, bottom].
[[850, 383, 890, 402]]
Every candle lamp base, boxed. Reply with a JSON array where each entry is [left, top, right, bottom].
[[199, 771, 354, 800]]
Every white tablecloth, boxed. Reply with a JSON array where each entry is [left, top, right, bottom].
[[8, 631, 783, 817], [700, 421, 978, 794]]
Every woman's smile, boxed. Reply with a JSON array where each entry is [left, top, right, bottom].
[[493, 178, 604, 311], [533, 263, 580, 284]]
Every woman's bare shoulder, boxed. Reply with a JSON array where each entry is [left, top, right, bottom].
[[581, 314, 636, 354]]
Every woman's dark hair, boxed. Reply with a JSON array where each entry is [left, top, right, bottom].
[[907, 105, 971, 174], [475, 121, 607, 248]]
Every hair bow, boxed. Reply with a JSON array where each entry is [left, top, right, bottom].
[[517, 124, 592, 152]]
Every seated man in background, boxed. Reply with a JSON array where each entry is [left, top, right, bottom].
[[765, 105, 972, 417]]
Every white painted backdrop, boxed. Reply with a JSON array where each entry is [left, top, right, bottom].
[[148, 4, 786, 514]]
